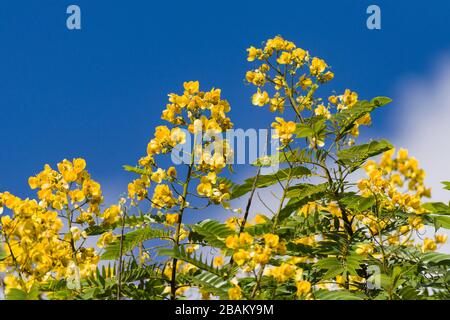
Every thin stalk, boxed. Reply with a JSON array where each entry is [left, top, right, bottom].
[[116, 206, 127, 300], [170, 148, 195, 300], [251, 166, 293, 298]]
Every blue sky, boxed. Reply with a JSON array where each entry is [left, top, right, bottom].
[[1, 0, 450, 204]]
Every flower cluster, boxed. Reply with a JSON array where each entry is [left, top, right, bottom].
[[0, 158, 105, 294], [245, 36, 371, 149], [356, 148, 447, 252]]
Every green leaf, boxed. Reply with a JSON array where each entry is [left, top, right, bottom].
[[190, 219, 235, 249], [0, 242, 7, 261], [314, 289, 364, 300], [315, 257, 342, 269], [295, 124, 315, 138], [252, 149, 303, 167], [278, 184, 328, 222], [442, 181, 450, 191], [231, 166, 311, 199], [286, 183, 328, 199], [85, 213, 159, 235], [370, 96, 392, 107], [158, 246, 226, 277], [101, 227, 170, 260], [337, 139, 393, 169], [399, 286, 422, 300], [434, 215, 450, 229], [6, 288, 29, 300], [421, 252, 450, 265], [244, 222, 273, 236], [422, 202, 450, 215], [332, 97, 391, 138], [294, 119, 326, 138], [123, 165, 152, 176], [339, 194, 375, 212], [331, 100, 373, 136], [181, 271, 231, 299]]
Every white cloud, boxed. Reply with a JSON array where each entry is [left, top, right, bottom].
[[392, 53, 450, 252], [392, 54, 450, 202]]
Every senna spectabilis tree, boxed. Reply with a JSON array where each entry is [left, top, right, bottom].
[[1, 36, 449, 300]]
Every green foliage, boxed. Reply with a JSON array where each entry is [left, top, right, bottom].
[[421, 252, 450, 265], [123, 165, 152, 176], [337, 139, 393, 170], [0, 242, 6, 261], [180, 271, 231, 299], [85, 213, 161, 236], [231, 166, 311, 199], [314, 289, 364, 300], [332, 97, 391, 139], [189, 219, 235, 249], [101, 227, 170, 260], [158, 246, 227, 277], [6, 285, 40, 300], [442, 181, 450, 191]]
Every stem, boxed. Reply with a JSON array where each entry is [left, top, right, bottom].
[[116, 206, 127, 300], [170, 149, 195, 300], [240, 167, 262, 234], [251, 165, 293, 299]]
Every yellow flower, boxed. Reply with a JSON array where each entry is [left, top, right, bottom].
[[298, 74, 312, 90], [151, 168, 166, 183], [297, 201, 320, 217], [292, 48, 307, 62], [233, 249, 250, 266], [197, 178, 213, 197], [252, 88, 270, 107], [73, 158, 86, 173], [310, 57, 327, 76], [225, 235, 239, 249], [254, 214, 267, 224], [28, 176, 39, 189], [57, 159, 78, 182], [341, 89, 358, 108], [213, 256, 224, 267], [328, 95, 338, 104], [239, 232, 254, 246], [247, 46, 260, 61], [269, 93, 285, 113], [314, 104, 331, 119], [271, 117, 296, 145], [355, 243, 374, 255], [246, 70, 266, 86], [102, 205, 121, 225], [165, 213, 179, 226], [228, 285, 242, 300], [296, 280, 312, 296], [151, 184, 176, 208], [327, 203, 342, 218], [422, 238, 437, 252], [253, 247, 271, 265], [398, 148, 409, 161], [97, 231, 115, 248], [186, 244, 199, 254], [183, 81, 199, 95], [277, 51, 292, 65], [435, 234, 448, 244], [225, 217, 241, 231], [170, 127, 186, 145], [69, 189, 85, 203], [167, 166, 177, 178], [263, 234, 279, 248], [408, 216, 424, 230], [268, 263, 297, 282]]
